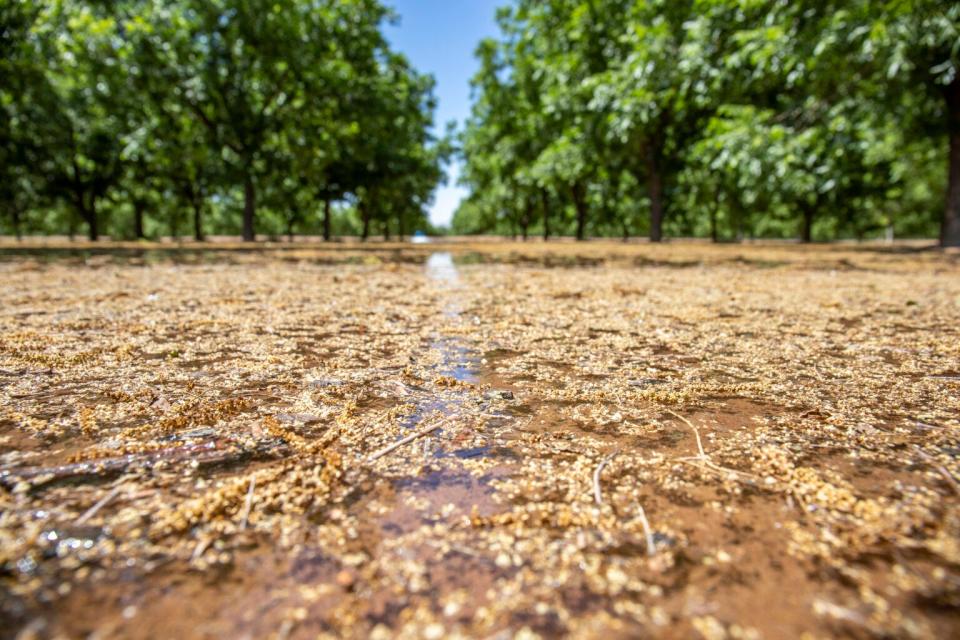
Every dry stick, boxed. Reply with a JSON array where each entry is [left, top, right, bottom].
[[239, 474, 257, 530], [276, 619, 296, 640], [592, 451, 657, 556], [387, 379, 429, 394], [0, 438, 247, 489], [593, 451, 618, 505], [666, 410, 757, 485], [666, 409, 706, 458], [75, 485, 124, 525], [637, 503, 656, 557], [367, 417, 451, 462], [915, 446, 960, 495], [674, 453, 757, 478], [191, 536, 210, 562], [679, 458, 757, 486]]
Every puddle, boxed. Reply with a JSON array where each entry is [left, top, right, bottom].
[[430, 336, 480, 383], [374, 252, 517, 535], [380, 468, 508, 536], [425, 251, 460, 286], [398, 252, 484, 430]]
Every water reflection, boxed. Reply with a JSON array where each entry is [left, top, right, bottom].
[[425, 252, 477, 385], [425, 251, 459, 284], [396, 253, 480, 433], [431, 336, 480, 383]]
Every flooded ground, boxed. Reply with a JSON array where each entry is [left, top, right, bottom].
[[1, 240, 959, 638]]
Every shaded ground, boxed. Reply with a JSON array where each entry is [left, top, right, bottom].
[[1, 240, 958, 638]]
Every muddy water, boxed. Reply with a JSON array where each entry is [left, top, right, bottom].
[[379, 251, 512, 517], [6, 246, 959, 639], [398, 252, 481, 432], [14, 252, 521, 640]]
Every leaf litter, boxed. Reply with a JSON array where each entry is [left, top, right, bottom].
[[0, 241, 958, 638]]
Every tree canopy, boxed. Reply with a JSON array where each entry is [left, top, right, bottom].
[[0, 0, 446, 241], [455, 0, 960, 246], [4, 1, 958, 245]]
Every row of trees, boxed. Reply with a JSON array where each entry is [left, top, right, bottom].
[[455, 0, 960, 246], [1, 0, 446, 241]]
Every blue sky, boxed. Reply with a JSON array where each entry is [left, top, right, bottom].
[[384, 1, 501, 228]]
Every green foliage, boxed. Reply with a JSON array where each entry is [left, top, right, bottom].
[[1, 0, 444, 241], [458, 0, 958, 245]]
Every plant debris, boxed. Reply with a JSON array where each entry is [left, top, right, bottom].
[[1, 241, 958, 638]]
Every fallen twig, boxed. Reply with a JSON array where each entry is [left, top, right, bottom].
[[191, 536, 211, 562], [240, 474, 257, 530], [75, 485, 124, 525], [593, 451, 618, 505], [367, 418, 452, 462], [276, 619, 296, 640], [386, 379, 429, 394], [664, 409, 758, 485], [915, 446, 960, 495], [637, 504, 656, 557], [678, 458, 757, 486], [0, 438, 278, 489], [666, 409, 706, 458]]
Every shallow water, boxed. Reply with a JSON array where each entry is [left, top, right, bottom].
[[396, 252, 483, 431]]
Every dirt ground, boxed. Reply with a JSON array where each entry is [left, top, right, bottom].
[[1, 240, 958, 639]]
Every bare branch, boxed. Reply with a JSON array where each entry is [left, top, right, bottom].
[[75, 485, 124, 525], [666, 409, 706, 458], [915, 446, 960, 495], [239, 473, 257, 530], [367, 417, 452, 462], [593, 451, 618, 505]]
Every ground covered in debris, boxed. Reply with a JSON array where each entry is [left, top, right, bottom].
[[1, 240, 959, 639]]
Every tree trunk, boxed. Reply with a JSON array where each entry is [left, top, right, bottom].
[[541, 189, 550, 241], [800, 203, 815, 243], [133, 200, 145, 240], [942, 78, 960, 247], [86, 195, 99, 241], [192, 199, 204, 242], [382, 219, 390, 241], [242, 173, 256, 242], [570, 183, 587, 241], [68, 212, 77, 241], [733, 199, 744, 243], [646, 144, 663, 243], [521, 200, 532, 241], [397, 213, 405, 241], [711, 188, 720, 243], [360, 201, 370, 241], [12, 208, 22, 241], [323, 195, 332, 241], [622, 221, 629, 242], [74, 190, 98, 241]]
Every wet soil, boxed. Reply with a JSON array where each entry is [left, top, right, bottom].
[[1, 241, 958, 638]]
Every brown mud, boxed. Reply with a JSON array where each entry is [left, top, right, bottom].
[[1, 241, 958, 638]]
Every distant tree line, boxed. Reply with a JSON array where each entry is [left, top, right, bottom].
[[0, 0, 447, 241], [455, 0, 960, 246]]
